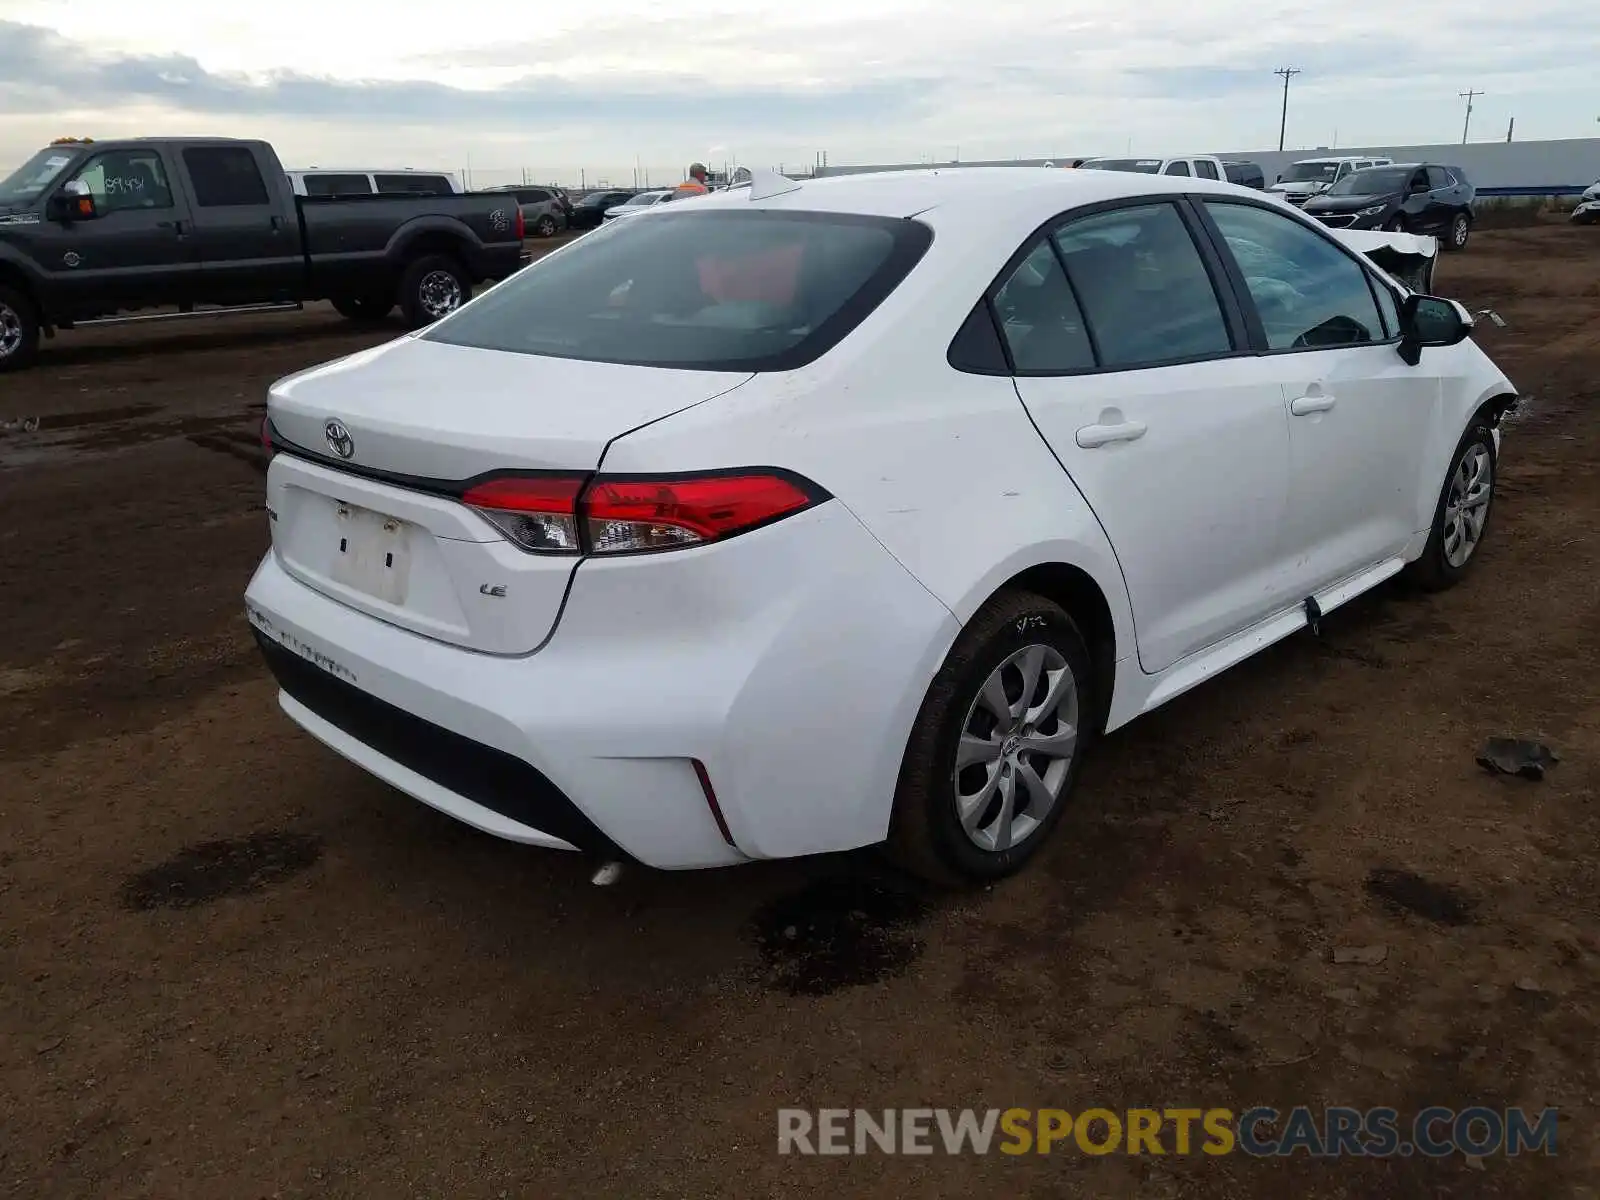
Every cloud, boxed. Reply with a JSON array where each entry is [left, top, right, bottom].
[[0, 20, 932, 132], [1, 0, 1596, 173]]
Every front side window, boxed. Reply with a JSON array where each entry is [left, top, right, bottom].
[[1203, 201, 1385, 350], [1426, 167, 1451, 189], [1195, 160, 1220, 180], [424, 209, 931, 371], [66, 149, 174, 212], [1051, 203, 1231, 369], [992, 242, 1094, 372]]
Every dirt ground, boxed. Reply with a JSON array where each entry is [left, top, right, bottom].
[[2, 225, 1598, 1199]]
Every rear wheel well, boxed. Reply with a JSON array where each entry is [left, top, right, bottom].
[[991, 563, 1117, 733], [396, 232, 471, 271]]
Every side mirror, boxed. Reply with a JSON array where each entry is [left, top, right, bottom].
[[1398, 294, 1472, 365], [46, 180, 97, 223]]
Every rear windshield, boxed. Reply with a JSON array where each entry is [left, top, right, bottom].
[[424, 209, 932, 371]]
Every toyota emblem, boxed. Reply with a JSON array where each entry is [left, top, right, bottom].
[[324, 419, 354, 459]]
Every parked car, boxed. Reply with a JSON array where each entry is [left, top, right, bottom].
[[483, 185, 569, 237], [1269, 155, 1394, 206], [568, 189, 638, 230], [1078, 155, 1229, 181], [1222, 161, 1266, 189], [602, 189, 678, 221], [246, 166, 1517, 884], [1303, 163, 1476, 250], [1572, 198, 1600, 226], [286, 169, 462, 196], [0, 137, 526, 371], [1581, 180, 1600, 203]]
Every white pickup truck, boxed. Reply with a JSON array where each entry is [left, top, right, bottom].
[[1077, 155, 1229, 182]]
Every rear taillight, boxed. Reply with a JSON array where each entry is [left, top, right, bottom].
[[260, 416, 273, 452], [461, 475, 585, 554], [461, 470, 827, 556], [514, 207, 525, 240]]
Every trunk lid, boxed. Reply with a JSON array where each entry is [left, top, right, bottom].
[[265, 335, 752, 654]]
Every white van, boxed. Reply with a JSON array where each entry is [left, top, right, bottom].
[[284, 168, 463, 197], [1077, 155, 1230, 181], [1269, 155, 1393, 205]]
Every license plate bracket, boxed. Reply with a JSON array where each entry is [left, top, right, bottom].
[[328, 501, 412, 605]]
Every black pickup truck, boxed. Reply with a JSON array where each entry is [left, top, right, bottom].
[[0, 137, 527, 371]]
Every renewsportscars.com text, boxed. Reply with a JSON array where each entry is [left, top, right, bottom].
[[777, 1106, 1558, 1158]]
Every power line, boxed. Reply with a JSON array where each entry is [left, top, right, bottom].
[[1274, 67, 1302, 152], [1459, 88, 1482, 144]]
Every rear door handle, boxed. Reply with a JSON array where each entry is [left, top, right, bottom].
[[1290, 394, 1337, 415], [1075, 419, 1147, 448], [157, 219, 187, 236]]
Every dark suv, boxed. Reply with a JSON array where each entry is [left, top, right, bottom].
[[1303, 163, 1477, 250], [567, 189, 639, 230]]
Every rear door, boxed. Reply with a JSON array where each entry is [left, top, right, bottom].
[[178, 143, 302, 303], [1195, 198, 1437, 594], [1007, 199, 1297, 674], [37, 144, 199, 313]]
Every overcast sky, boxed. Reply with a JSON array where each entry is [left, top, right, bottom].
[[2, 0, 1596, 187]]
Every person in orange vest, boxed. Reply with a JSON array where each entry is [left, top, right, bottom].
[[675, 163, 710, 197]]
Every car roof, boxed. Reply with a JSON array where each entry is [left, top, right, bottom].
[[681, 166, 1270, 227]]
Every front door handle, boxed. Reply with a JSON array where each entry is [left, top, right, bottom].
[[1290, 393, 1337, 415], [156, 219, 187, 236], [1075, 419, 1147, 448]]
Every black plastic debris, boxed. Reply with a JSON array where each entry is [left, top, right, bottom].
[[1476, 737, 1561, 781]]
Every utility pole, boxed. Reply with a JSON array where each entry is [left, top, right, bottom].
[[1506, 116, 1514, 143], [1274, 67, 1301, 152], [1459, 88, 1481, 144]]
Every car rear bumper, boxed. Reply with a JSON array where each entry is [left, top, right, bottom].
[[244, 500, 959, 870]]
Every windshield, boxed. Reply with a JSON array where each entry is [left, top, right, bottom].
[[0, 147, 79, 206], [1328, 167, 1411, 196], [423, 209, 931, 371], [1079, 158, 1162, 174], [1280, 161, 1342, 184]]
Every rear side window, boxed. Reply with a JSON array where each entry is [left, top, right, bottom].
[[303, 173, 373, 196], [520, 189, 550, 203], [424, 210, 933, 371], [1203, 201, 1385, 350], [1051, 203, 1232, 368], [1164, 161, 1192, 176], [1195, 160, 1220, 180], [991, 242, 1094, 372], [183, 147, 270, 207], [375, 173, 452, 194]]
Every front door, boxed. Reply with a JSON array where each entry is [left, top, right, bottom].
[[37, 145, 198, 315], [1197, 199, 1438, 595], [1004, 200, 1296, 674]]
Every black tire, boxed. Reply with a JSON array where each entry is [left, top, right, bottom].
[[1444, 211, 1471, 252], [398, 255, 471, 329], [533, 214, 558, 238], [0, 283, 41, 374], [330, 294, 395, 323], [887, 591, 1096, 886], [1402, 420, 1497, 592]]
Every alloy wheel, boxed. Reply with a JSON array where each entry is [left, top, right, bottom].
[[0, 302, 22, 360], [417, 270, 463, 319], [952, 644, 1079, 853], [1442, 442, 1492, 567]]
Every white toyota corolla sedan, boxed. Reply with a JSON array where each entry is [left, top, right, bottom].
[[246, 167, 1517, 884]]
